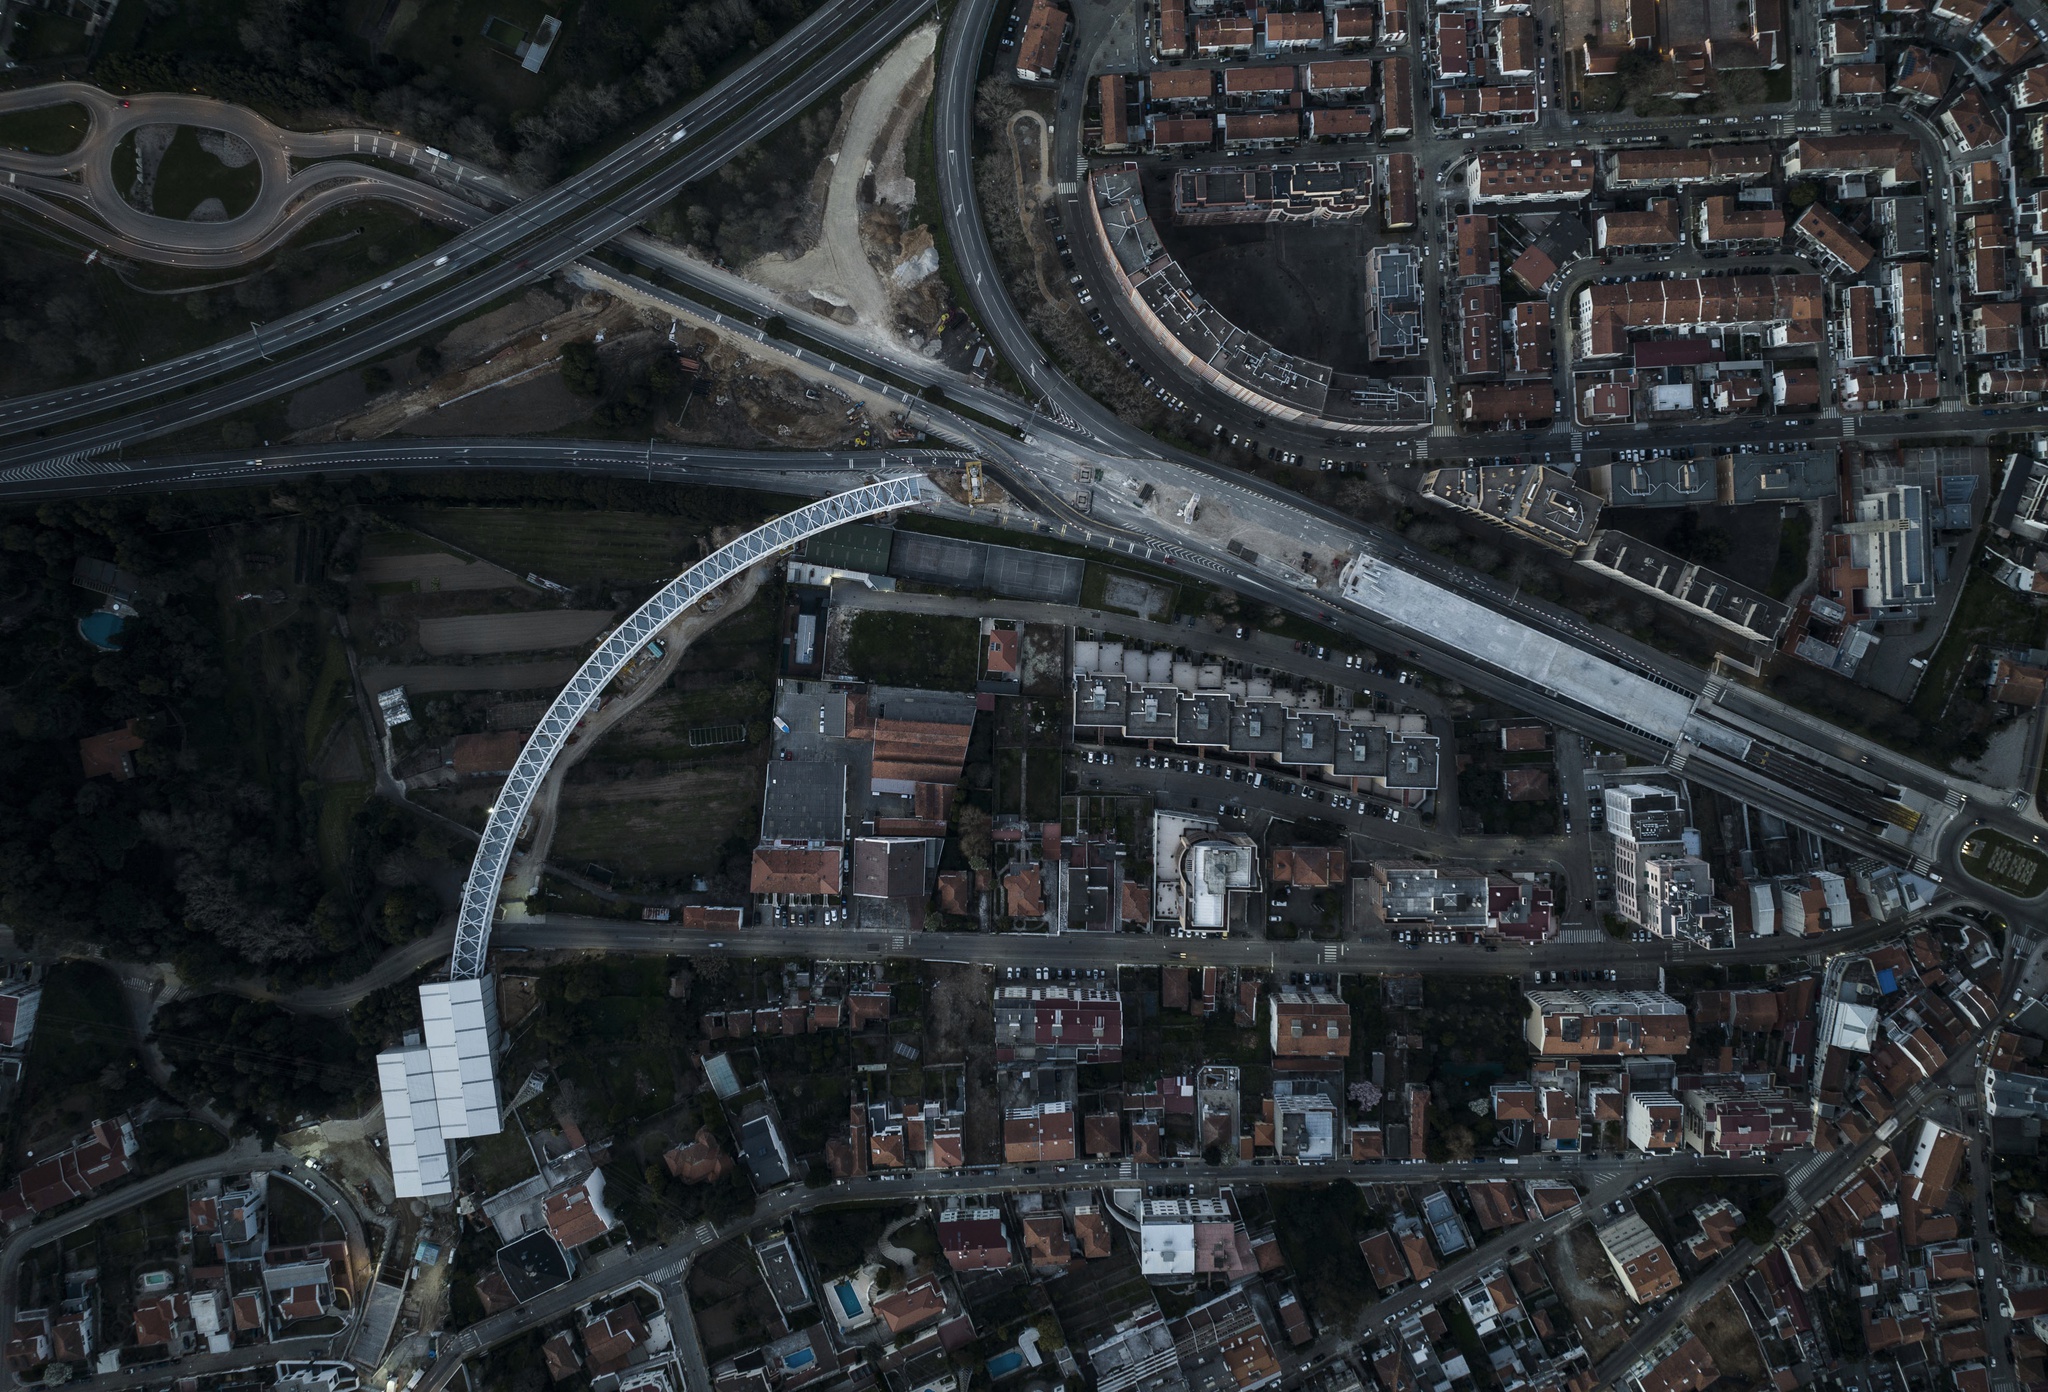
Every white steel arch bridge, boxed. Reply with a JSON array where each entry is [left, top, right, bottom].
[[378, 477, 927, 1197]]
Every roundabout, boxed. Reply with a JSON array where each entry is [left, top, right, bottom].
[[0, 81, 495, 269]]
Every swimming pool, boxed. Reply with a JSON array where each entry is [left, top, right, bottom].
[[987, 1351, 1023, 1378], [833, 1280, 863, 1319], [785, 1349, 817, 1371], [78, 611, 125, 650]]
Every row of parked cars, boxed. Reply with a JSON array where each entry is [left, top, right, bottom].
[[1080, 748, 1405, 820]]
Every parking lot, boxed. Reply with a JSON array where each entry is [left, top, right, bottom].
[[1078, 748, 1408, 823]]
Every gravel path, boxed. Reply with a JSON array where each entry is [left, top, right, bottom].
[[746, 23, 938, 347]]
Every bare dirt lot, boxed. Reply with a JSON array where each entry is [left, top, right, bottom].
[[549, 766, 763, 880], [746, 23, 945, 350], [361, 661, 581, 694], [1688, 1286, 1769, 1387], [414, 610, 617, 656], [357, 552, 532, 593], [1543, 1223, 1633, 1362]]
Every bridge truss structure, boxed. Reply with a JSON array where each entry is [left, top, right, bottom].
[[379, 478, 924, 1197], [449, 475, 925, 979]]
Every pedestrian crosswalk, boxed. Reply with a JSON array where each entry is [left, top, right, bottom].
[[693, 1221, 717, 1247], [0, 451, 128, 483], [890, 934, 908, 951], [1840, 412, 1858, 436], [1569, 430, 1585, 449], [1411, 437, 1432, 460], [1321, 944, 1340, 963]]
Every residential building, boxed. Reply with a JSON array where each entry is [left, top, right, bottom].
[[1016, 0, 1068, 80], [1270, 991, 1351, 1061], [1365, 861, 1490, 930], [1605, 782, 1690, 926], [1626, 1091, 1685, 1152], [1597, 1213, 1683, 1303], [1524, 990, 1690, 1057], [994, 985, 1125, 1062], [1679, 1085, 1814, 1155]]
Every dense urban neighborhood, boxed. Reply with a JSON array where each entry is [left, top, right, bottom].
[[1, 0, 2047, 1389]]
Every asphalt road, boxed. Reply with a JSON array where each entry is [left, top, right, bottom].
[[0, 0, 925, 452], [418, 1147, 1784, 1390], [0, 82, 492, 268], [0, 438, 943, 501], [16, 410, 2036, 915], [500, 904, 1930, 972]]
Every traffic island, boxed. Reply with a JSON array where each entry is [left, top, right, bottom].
[[1958, 827, 2048, 899]]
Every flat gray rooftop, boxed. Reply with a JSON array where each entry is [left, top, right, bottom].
[[1342, 557, 1694, 744], [761, 761, 848, 843]]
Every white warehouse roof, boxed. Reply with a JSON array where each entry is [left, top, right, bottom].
[[378, 978, 504, 1199]]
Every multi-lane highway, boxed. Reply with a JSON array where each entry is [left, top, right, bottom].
[[0, 438, 945, 500], [0, 0, 930, 454]]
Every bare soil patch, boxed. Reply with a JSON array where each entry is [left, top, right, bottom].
[[1688, 1286, 1769, 1387], [1543, 1223, 1632, 1362], [414, 609, 616, 656]]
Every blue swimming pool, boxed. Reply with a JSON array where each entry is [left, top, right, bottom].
[[833, 1281, 863, 1318], [785, 1349, 817, 1371], [987, 1351, 1023, 1378], [78, 612, 125, 650]]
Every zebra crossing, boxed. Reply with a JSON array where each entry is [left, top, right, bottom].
[[693, 1221, 717, 1247], [1840, 412, 1858, 436], [0, 451, 128, 483], [1411, 436, 1432, 460], [1569, 429, 1585, 449], [890, 934, 908, 951], [1321, 944, 1340, 963]]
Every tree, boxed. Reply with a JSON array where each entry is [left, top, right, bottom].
[[921, 382, 949, 405], [955, 805, 993, 872], [415, 342, 443, 376], [1739, 1212, 1778, 1245], [560, 340, 603, 395], [762, 315, 789, 340], [360, 364, 392, 392]]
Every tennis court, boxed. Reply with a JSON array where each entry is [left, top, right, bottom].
[[984, 546, 1084, 603], [889, 532, 1084, 604], [891, 533, 985, 589]]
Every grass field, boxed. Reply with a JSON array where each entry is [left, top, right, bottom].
[[1911, 567, 2048, 725], [12, 10, 90, 61], [149, 125, 263, 220], [302, 630, 354, 762], [1960, 829, 2048, 898], [0, 102, 90, 155], [389, 507, 725, 585], [10, 963, 144, 1158], [1766, 510, 1812, 599], [0, 203, 449, 399], [266, 1176, 341, 1246], [315, 782, 370, 883], [135, 1119, 229, 1171], [844, 611, 980, 690]]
